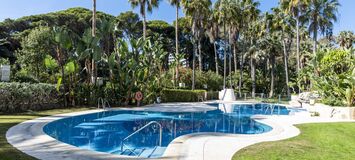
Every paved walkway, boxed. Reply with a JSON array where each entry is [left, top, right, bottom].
[[6, 102, 355, 160]]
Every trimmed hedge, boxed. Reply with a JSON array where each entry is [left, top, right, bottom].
[[207, 91, 219, 100], [161, 89, 207, 102], [0, 82, 61, 113]]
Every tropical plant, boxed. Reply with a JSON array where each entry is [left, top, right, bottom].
[[280, 0, 310, 73], [128, 0, 160, 39], [107, 37, 167, 105], [169, 0, 181, 81], [304, 0, 340, 57], [181, 0, 212, 89], [336, 31, 355, 49], [51, 26, 74, 106], [311, 49, 355, 106]]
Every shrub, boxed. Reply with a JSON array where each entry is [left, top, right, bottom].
[[0, 82, 61, 113], [162, 68, 223, 91], [12, 69, 40, 83], [207, 91, 219, 100], [161, 89, 206, 102], [312, 49, 355, 106]]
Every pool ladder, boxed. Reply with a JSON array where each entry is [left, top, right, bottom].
[[121, 121, 163, 152], [97, 97, 111, 110]]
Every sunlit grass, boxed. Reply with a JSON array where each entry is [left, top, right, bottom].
[[233, 123, 355, 160], [0, 107, 93, 160]]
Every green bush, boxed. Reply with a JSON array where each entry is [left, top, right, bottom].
[[0, 82, 60, 112], [312, 49, 355, 106], [161, 89, 206, 102], [207, 91, 219, 100], [12, 69, 40, 83], [162, 68, 223, 91]]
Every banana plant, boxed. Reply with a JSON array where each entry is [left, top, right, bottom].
[[52, 26, 73, 107], [106, 37, 167, 105], [77, 29, 103, 83]]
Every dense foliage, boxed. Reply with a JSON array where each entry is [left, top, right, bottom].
[[161, 89, 207, 102], [0, 0, 353, 108], [0, 83, 60, 112], [309, 49, 355, 106]]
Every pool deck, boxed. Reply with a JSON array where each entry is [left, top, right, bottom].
[[6, 101, 355, 160]]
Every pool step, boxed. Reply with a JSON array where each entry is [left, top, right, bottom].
[[149, 146, 166, 158], [116, 146, 166, 158]]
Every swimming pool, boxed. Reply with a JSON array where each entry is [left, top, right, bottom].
[[44, 103, 290, 158]]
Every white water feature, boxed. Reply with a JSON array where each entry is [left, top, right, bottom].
[[219, 89, 236, 101]]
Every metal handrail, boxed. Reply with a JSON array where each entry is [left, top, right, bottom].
[[97, 98, 111, 110], [97, 97, 104, 109], [121, 121, 163, 152]]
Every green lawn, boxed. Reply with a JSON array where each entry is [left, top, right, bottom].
[[0, 108, 93, 160], [233, 123, 355, 160]]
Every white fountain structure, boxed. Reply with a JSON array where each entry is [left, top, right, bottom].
[[218, 88, 236, 101]]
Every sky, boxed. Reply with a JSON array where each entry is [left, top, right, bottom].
[[0, 0, 353, 35]]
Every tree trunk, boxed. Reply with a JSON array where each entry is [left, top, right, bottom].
[[142, 6, 147, 40], [313, 29, 317, 57], [313, 28, 318, 77], [233, 44, 237, 72], [61, 65, 67, 107], [223, 22, 227, 89], [175, 5, 179, 83], [296, 16, 301, 93], [229, 46, 232, 88], [214, 42, 219, 74], [283, 39, 290, 97], [91, 0, 97, 85], [228, 27, 232, 88], [198, 39, 202, 71], [250, 52, 255, 98], [269, 54, 275, 98], [92, 0, 96, 37], [238, 52, 243, 97], [296, 16, 300, 73], [192, 39, 196, 90]]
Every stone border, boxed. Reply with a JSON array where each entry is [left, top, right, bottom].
[[6, 103, 355, 160]]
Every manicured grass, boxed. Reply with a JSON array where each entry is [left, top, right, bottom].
[[0, 107, 93, 160], [233, 123, 355, 160]]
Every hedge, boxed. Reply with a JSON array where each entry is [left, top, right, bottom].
[[161, 89, 207, 102], [0, 82, 61, 113]]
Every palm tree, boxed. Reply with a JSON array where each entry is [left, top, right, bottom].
[[241, 0, 260, 97], [169, 0, 181, 84], [215, 0, 234, 89], [305, 0, 339, 56], [129, 0, 160, 40], [91, 0, 97, 84], [206, 14, 219, 74], [272, 7, 293, 97], [337, 31, 355, 49], [280, 0, 309, 73], [52, 27, 73, 107], [181, 0, 211, 90]]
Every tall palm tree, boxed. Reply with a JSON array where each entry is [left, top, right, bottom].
[[206, 14, 219, 74], [305, 0, 339, 56], [181, 0, 211, 90], [280, 0, 309, 73], [272, 7, 292, 97], [129, 0, 160, 40], [169, 0, 181, 83], [215, 0, 235, 89], [241, 0, 260, 97], [91, 0, 97, 84]]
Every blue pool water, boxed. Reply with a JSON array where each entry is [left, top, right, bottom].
[[44, 103, 290, 158]]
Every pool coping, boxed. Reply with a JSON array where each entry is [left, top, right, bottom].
[[6, 102, 355, 160]]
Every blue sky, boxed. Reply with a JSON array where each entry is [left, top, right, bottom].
[[0, 0, 353, 35]]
